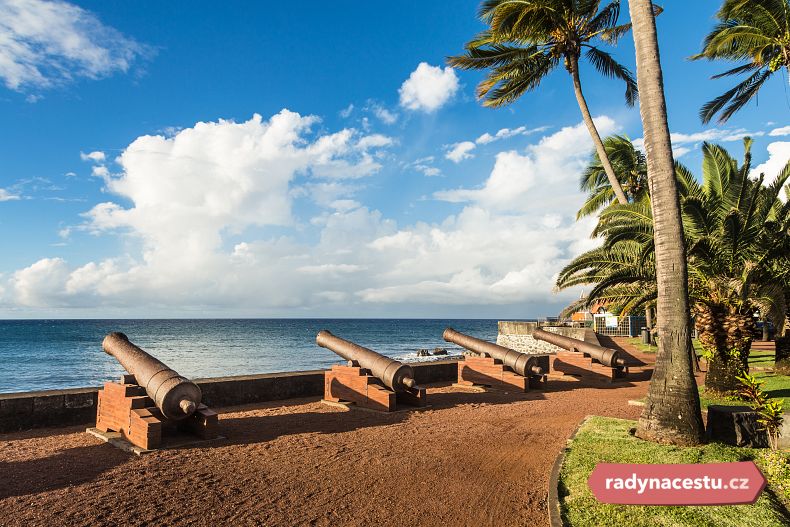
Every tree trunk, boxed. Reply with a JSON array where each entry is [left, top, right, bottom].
[[695, 303, 752, 393], [568, 56, 629, 205], [629, 0, 704, 445]]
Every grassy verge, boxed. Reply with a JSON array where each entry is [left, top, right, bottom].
[[559, 416, 790, 527]]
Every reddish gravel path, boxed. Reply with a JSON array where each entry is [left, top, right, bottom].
[[0, 339, 657, 527]]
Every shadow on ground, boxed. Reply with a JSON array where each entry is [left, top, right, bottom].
[[0, 444, 129, 499]]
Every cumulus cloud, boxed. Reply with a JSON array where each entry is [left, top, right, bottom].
[[445, 141, 476, 163], [0, 188, 21, 201], [769, 125, 790, 137], [435, 117, 618, 213], [358, 208, 599, 304], [3, 113, 606, 315], [0, 0, 147, 91], [751, 141, 790, 187], [398, 62, 459, 112]]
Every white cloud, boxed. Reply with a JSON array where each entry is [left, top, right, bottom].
[[4, 113, 606, 314], [339, 103, 354, 118], [475, 126, 548, 145], [634, 127, 765, 153], [398, 62, 459, 112], [435, 116, 618, 213], [371, 105, 398, 124], [358, 207, 599, 304], [769, 126, 790, 137], [751, 141, 790, 187], [0, 188, 20, 201], [91, 165, 109, 178], [416, 165, 441, 177], [405, 156, 441, 177], [0, 0, 147, 91], [445, 141, 476, 163], [80, 150, 105, 162]]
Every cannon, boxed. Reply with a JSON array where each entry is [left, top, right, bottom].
[[443, 327, 547, 391], [443, 327, 545, 377], [317, 330, 426, 411], [92, 332, 218, 452], [532, 329, 625, 368], [532, 328, 628, 381], [103, 331, 201, 420]]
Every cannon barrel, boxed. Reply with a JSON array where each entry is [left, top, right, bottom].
[[316, 330, 417, 391], [532, 329, 626, 368], [102, 332, 202, 420], [442, 327, 545, 377]]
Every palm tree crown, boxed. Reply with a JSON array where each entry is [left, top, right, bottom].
[[694, 0, 790, 123], [577, 134, 648, 219], [449, 0, 637, 106]]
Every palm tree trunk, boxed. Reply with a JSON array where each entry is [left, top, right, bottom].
[[568, 56, 629, 205], [629, 0, 704, 445]]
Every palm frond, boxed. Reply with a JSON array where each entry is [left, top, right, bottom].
[[584, 46, 638, 106]]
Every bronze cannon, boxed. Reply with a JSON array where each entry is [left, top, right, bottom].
[[316, 330, 417, 392], [442, 327, 545, 377], [532, 328, 626, 369], [102, 332, 202, 420]]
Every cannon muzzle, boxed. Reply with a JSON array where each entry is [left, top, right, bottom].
[[102, 332, 202, 420], [316, 330, 417, 392], [532, 329, 626, 368], [442, 327, 545, 377]]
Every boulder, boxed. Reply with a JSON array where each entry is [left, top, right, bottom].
[[432, 347, 448, 356]]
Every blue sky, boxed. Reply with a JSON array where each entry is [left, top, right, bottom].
[[0, 0, 788, 318]]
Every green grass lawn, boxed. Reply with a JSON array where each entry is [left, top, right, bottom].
[[559, 416, 790, 527], [625, 338, 704, 356], [697, 347, 790, 410]]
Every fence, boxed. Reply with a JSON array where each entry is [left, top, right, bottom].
[[593, 315, 646, 337]]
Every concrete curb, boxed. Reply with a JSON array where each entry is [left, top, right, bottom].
[[547, 415, 592, 527]]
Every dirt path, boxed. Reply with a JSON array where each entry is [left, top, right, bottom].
[[0, 340, 656, 527]]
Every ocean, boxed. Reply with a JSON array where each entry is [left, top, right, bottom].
[[0, 319, 504, 393]]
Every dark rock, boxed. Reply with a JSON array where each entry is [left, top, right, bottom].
[[706, 405, 768, 448], [432, 347, 448, 356], [416, 348, 431, 357]]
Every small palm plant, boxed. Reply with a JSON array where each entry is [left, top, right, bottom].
[[758, 401, 785, 450], [737, 373, 785, 450], [736, 372, 768, 407]]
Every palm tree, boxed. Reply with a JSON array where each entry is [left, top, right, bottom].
[[558, 139, 790, 394], [448, 0, 636, 205], [685, 141, 790, 391], [627, 0, 704, 445], [693, 0, 790, 123]]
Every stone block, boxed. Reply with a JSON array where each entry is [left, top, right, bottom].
[[706, 405, 768, 448], [33, 394, 64, 412], [65, 392, 97, 409], [0, 396, 34, 417]]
